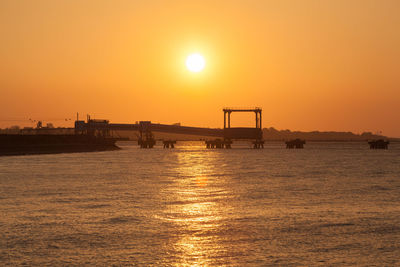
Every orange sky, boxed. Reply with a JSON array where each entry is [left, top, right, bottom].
[[1, 0, 399, 136]]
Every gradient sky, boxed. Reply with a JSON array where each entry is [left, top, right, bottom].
[[1, 0, 399, 136]]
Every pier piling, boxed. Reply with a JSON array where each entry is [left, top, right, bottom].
[[286, 139, 306, 149], [368, 139, 389, 149], [163, 140, 176, 148]]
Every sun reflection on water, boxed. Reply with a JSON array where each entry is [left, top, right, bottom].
[[195, 177, 208, 187], [160, 151, 231, 266]]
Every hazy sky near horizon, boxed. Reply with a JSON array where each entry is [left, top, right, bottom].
[[1, 0, 399, 136]]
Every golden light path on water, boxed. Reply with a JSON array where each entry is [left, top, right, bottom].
[[159, 149, 232, 266], [1, 142, 400, 265]]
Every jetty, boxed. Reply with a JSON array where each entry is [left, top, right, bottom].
[[0, 107, 269, 155], [75, 108, 264, 149]]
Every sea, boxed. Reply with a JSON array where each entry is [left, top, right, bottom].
[[0, 141, 399, 266]]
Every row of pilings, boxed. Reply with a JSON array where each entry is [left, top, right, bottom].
[[368, 139, 389, 149], [138, 139, 391, 149], [163, 140, 176, 148], [283, 139, 391, 149], [252, 140, 265, 149], [285, 139, 306, 149], [138, 139, 177, 148], [205, 139, 232, 149], [138, 139, 156, 148]]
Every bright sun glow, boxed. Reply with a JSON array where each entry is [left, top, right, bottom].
[[186, 53, 205, 72]]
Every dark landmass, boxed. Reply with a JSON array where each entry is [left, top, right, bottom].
[[0, 134, 120, 156], [261, 127, 396, 141]]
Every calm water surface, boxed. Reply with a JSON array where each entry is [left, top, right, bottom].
[[1, 142, 400, 266]]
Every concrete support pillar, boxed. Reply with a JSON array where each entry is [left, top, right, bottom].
[[224, 112, 226, 129]]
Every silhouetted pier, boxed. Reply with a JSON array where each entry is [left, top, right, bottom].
[[286, 139, 306, 149], [368, 139, 389, 149], [75, 107, 264, 149]]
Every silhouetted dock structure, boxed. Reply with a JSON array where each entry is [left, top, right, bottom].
[[75, 108, 264, 149], [368, 139, 389, 149], [286, 139, 306, 149]]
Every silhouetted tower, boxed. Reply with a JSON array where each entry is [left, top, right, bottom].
[[223, 107, 262, 130], [221, 107, 263, 148]]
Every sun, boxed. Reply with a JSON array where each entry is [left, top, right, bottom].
[[186, 53, 205, 72]]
